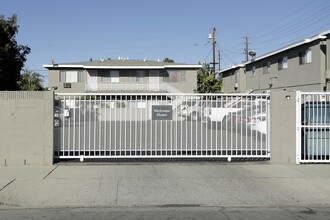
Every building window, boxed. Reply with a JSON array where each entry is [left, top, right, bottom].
[[99, 70, 110, 83], [136, 70, 145, 82], [278, 56, 288, 70], [110, 70, 119, 83], [252, 66, 256, 76], [262, 62, 271, 74], [59, 70, 83, 83], [299, 49, 312, 65], [164, 70, 186, 82]]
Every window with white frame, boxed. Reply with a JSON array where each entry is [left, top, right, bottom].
[[110, 70, 119, 83], [59, 70, 83, 83], [299, 49, 312, 65], [278, 56, 288, 70]]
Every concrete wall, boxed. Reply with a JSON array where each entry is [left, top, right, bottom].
[[0, 90, 307, 165], [270, 90, 297, 164], [0, 91, 54, 166]]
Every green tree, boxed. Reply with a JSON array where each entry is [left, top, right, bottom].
[[0, 14, 30, 90], [197, 64, 222, 93], [18, 69, 44, 91], [163, 58, 174, 63]]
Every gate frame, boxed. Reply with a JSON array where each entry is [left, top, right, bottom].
[[296, 91, 330, 164], [54, 92, 271, 161]]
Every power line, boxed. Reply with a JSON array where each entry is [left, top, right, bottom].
[[252, 13, 330, 45], [217, 46, 237, 66], [203, 48, 213, 61], [251, 3, 330, 42], [250, 0, 327, 38], [251, 22, 330, 51], [218, 46, 242, 55]]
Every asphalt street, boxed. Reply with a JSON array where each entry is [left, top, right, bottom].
[[1, 206, 330, 220]]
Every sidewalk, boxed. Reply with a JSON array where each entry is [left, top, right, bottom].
[[1, 162, 330, 209]]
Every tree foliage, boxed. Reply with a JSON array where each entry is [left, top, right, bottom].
[[197, 64, 222, 93], [163, 58, 174, 63], [18, 69, 44, 91], [0, 14, 30, 90]]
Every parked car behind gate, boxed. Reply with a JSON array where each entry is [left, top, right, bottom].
[[247, 112, 267, 134], [202, 100, 243, 126], [225, 98, 268, 133], [177, 99, 204, 121]]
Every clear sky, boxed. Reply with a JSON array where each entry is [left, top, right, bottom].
[[2, 0, 330, 86]]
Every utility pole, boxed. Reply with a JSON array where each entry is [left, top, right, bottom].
[[208, 27, 218, 72], [218, 50, 221, 72], [244, 36, 249, 62], [212, 27, 216, 71]]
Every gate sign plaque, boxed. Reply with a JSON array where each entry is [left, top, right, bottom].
[[152, 105, 172, 120]]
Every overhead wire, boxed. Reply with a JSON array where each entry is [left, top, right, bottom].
[[241, 0, 330, 61], [216, 44, 239, 66], [252, 10, 330, 45], [250, 0, 327, 38], [251, 22, 330, 51]]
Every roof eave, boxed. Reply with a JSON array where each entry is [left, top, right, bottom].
[[43, 64, 202, 70], [84, 66, 165, 69], [43, 64, 84, 69], [219, 64, 245, 73], [164, 64, 202, 69], [246, 31, 330, 65]]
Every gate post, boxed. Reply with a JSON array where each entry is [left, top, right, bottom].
[[270, 90, 298, 164], [0, 91, 54, 166]]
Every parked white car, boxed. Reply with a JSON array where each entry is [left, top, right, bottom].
[[177, 99, 204, 121], [202, 100, 243, 124], [247, 112, 267, 134]]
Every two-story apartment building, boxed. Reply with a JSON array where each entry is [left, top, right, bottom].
[[44, 59, 201, 93], [221, 29, 330, 93]]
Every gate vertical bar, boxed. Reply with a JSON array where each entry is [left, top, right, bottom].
[[296, 91, 301, 164]]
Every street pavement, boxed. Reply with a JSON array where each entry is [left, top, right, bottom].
[[1, 162, 330, 219]]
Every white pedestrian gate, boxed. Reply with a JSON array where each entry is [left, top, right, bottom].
[[296, 92, 330, 163], [54, 93, 270, 160]]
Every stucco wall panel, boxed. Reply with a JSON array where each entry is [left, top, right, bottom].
[[0, 91, 54, 166]]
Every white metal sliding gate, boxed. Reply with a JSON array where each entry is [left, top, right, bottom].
[[297, 92, 330, 163], [54, 93, 270, 160]]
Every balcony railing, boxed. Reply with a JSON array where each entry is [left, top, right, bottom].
[[85, 83, 183, 93]]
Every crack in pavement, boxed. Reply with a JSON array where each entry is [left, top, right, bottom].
[[43, 165, 59, 180], [0, 179, 16, 192], [115, 178, 122, 207], [152, 165, 158, 178]]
